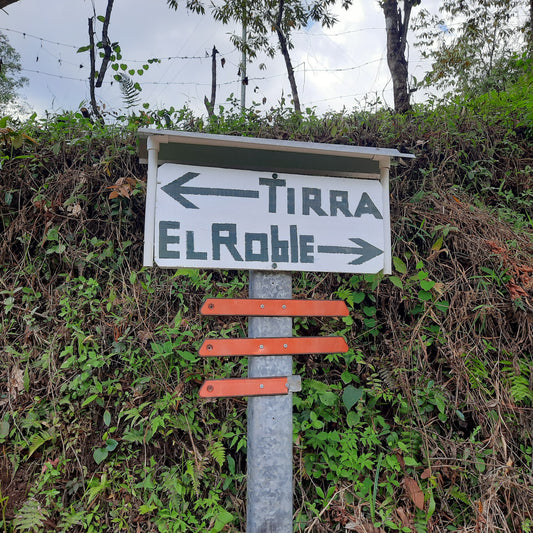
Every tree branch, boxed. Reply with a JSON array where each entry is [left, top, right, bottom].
[[0, 0, 20, 10], [95, 0, 115, 88]]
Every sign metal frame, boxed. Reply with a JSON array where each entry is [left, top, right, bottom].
[[139, 129, 414, 275]]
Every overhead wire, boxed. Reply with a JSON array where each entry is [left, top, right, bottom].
[[5, 18, 453, 114]]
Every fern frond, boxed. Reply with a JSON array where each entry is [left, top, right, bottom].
[[28, 429, 54, 458], [115, 73, 140, 109], [502, 359, 533, 406], [209, 440, 226, 468], [186, 459, 200, 496], [13, 498, 49, 532]]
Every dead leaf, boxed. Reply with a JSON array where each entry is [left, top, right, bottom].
[[404, 477, 424, 510], [396, 506, 414, 530], [420, 467, 431, 480], [507, 281, 528, 300], [107, 177, 139, 199], [67, 203, 82, 217], [7, 366, 24, 402], [41, 457, 60, 474], [345, 523, 384, 533]]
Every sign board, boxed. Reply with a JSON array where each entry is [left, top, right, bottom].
[[151, 163, 390, 274]]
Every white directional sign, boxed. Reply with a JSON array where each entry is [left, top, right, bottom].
[[149, 163, 390, 274]]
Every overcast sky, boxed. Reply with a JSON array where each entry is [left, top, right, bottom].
[[2, 0, 437, 119]]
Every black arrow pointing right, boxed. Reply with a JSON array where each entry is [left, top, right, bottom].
[[317, 238, 383, 265]]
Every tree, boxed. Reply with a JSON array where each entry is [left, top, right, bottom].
[[413, 0, 529, 96], [79, 0, 150, 119], [380, 0, 420, 114], [0, 31, 28, 112], [167, 0, 351, 114]]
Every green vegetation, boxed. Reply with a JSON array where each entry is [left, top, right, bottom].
[[1, 73, 532, 532], [0, 31, 28, 114]]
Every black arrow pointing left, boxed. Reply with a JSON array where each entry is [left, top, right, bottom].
[[161, 172, 260, 209]]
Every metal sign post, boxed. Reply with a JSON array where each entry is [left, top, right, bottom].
[[137, 129, 414, 532], [247, 271, 293, 532]]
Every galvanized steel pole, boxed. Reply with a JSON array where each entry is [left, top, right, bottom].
[[247, 271, 293, 532]]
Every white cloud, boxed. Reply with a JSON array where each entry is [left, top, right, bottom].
[[1, 0, 430, 118]]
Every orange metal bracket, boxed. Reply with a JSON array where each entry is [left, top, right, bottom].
[[200, 298, 349, 317], [199, 336, 348, 357], [199, 376, 301, 398]]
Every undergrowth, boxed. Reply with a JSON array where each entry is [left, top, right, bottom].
[[1, 83, 532, 532]]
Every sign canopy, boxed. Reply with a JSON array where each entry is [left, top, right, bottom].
[[138, 129, 414, 274]]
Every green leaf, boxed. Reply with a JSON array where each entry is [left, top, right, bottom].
[[319, 391, 337, 406], [417, 270, 429, 280], [389, 276, 403, 289], [23, 365, 30, 392], [46, 227, 59, 241], [81, 394, 99, 408], [103, 410, 111, 427], [427, 492, 436, 520], [93, 447, 108, 464], [420, 279, 435, 291], [393, 256, 407, 274], [105, 439, 118, 452], [403, 456, 419, 466], [138, 504, 157, 515], [364, 317, 377, 328], [214, 510, 233, 528], [342, 385, 363, 411], [432, 237, 444, 251], [417, 290, 433, 301], [77, 45, 92, 53], [435, 300, 449, 313], [0, 419, 10, 439], [227, 454, 235, 475], [434, 397, 445, 414], [346, 410, 359, 427], [97, 15, 106, 22], [363, 306, 376, 317], [341, 370, 353, 384], [351, 292, 365, 304]]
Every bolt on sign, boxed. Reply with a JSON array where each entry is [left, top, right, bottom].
[[138, 130, 415, 274]]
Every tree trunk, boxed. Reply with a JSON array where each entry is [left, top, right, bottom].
[[529, 0, 533, 56], [275, 0, 301, 114], [88, 17, 103, 123], [204, 46, 218, 118], [381, 0, 414, 114]]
